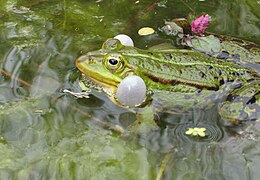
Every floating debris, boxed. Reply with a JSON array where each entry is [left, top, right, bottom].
[[138, 27, 155, 36], [63, 89, 90, 98]]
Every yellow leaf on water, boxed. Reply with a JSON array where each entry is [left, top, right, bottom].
[[198, 131, 206, 137], [138, 27, 155, 36], [185, 127, 206, 137], [192, 131, 198, 136], [185, 128, 194, 135]]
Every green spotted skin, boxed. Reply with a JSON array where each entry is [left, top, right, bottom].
[[76, 38, 260, 122]]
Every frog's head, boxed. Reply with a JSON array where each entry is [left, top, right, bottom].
[[76, 38, 134, 92]]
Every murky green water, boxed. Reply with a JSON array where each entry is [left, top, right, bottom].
[[0, 0, 260, 179]]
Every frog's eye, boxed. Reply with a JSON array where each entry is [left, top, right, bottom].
[[102, 38, 123, 51], [103, 54, 125, 73], [108, 58, 119, 66]]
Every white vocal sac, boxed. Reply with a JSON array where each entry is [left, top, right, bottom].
[[116, 75, 147, 107], [114, 34, 134, 47]]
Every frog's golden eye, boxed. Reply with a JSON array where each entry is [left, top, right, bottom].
[[103, 54, 125, 73]]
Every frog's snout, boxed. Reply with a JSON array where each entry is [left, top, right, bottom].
[[76, 55, 96, 65]]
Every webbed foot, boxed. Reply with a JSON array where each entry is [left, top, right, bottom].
[[219, 80, 260, 123]]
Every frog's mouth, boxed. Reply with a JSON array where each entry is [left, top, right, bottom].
[[76, 55, 122, 91], [80, 74, 116, 97]]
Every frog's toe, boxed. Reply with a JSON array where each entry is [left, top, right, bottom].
[[219, 81, 260, 123], [219, 100, 260, 124]]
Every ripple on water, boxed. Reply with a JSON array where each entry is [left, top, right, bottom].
[[142, 108, 224, 152], [173, 122, 224, 143]]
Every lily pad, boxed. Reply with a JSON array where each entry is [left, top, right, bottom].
[[191, 35, 221, 54]]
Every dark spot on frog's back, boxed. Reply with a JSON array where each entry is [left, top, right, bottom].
[[207, 65, 213, 70], [231, 39, 244, 44], [165, 54, 172, 60], [226, 93, 240, 102], [246, 96, 256, 104], [217, 70, 222, 76], [231, 72, 240, 76], [199, 71, 206, 78], [227, 78, 235, 82], [163, 64, 169, 69], [217, 51, 229, 59], [219, 79, 224, 85], [196, 89, 202, 93], [148, 52, 153, 56], [232, 54, 240, 61], [243, 43, 256, 51]]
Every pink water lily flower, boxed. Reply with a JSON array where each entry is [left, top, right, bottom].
[[191, 14, 211, 35]]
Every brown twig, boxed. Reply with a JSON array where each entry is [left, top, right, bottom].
[[0, 68, 32, 88]]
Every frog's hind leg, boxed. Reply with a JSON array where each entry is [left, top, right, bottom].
[[219, 80, 260, 124]]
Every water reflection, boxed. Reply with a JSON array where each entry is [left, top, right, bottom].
[[214, 0, 260, 42], [0, 36, 75, 100]]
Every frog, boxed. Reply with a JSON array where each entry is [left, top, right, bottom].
[[75, 37, 260, 128]]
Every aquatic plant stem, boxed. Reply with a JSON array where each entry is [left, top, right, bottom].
[[156, 153, 172, 180]]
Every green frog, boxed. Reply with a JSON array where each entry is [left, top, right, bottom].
[[76, 37, 260, 125]]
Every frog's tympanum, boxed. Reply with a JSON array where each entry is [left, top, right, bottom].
[[76, 34, 260, 126]]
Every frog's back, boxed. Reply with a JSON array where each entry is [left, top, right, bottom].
[[125, 46, 260, 121], [211, 34, 260, 63], [215, 37, 260, 65], [123, 47, 257, 93]]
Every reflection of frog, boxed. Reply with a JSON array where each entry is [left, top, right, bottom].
[[76, 36, 260, 124]]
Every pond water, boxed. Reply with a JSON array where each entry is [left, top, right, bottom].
[[0, 0, 260, 179]]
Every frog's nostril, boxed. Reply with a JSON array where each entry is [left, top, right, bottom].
[[87, 56, 95, 64]]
